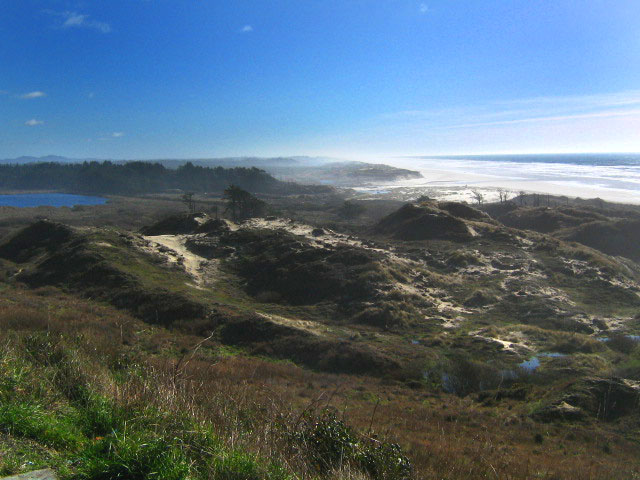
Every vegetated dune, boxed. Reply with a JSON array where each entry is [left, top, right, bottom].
[[3, 204, 640, 393], [488, 205, 608, 233], [485, 203, 640, 262], [0, 218, 401, 377], [374, 202, 476, 240], [0, 220, 209, 325], [556, 218, 640, 262], [3, 200, 640, 479]]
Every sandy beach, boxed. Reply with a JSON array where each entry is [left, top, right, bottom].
[[354, 157, 640, 204]]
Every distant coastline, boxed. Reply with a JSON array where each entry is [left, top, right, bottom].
[[407, 153, 640, 167], [370, 153, 640, 205]]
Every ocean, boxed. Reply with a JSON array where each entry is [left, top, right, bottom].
[[358, 153, 640, 204]]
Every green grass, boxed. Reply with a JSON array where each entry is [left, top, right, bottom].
[[0, 331, 283, 480], [212, 451, 292, 480], [0, 401, 83, 450], [77, 432, 194, 480], [0, 324, 417, 480]]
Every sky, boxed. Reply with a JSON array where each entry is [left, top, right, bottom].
[[2, 0, 640, 160]]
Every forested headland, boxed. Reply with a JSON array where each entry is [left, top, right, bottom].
[[0, 161, 332, 195]]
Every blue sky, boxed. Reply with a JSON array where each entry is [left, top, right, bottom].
[[2, 0, 640, 159]]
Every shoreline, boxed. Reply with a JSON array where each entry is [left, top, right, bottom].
[[351, 158, 640, 205]]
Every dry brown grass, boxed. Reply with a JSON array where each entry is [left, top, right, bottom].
[[0, 285, 639, 479]]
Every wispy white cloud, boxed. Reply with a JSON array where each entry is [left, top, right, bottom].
[[382, 90, 640, 130], [112, 132, 125, 138], [240, 25, 253, 33], [25, 119, 44, 126], [20, 91, 46, 99], [88, 92, 95, 99], [419, 3, 429, 14], [45, 10, 111, 33], [341, 89, 640, 155], [448, 108, 640, 130]]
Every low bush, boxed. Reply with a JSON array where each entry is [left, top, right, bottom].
[[290, 409, 412, 480], [351, 302, 419, 329]]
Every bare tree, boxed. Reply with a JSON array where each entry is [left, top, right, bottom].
[[518, 191, 526, 206], [471, 189, 484, 206], [497, 188, 510, 203], [533, 194, 541, 207]]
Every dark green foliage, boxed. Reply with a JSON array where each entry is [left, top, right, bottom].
[[356, 440, 413, 480], [76, 393, 124, 438], [337, 201, 366, 219], [225, 229, 388, 306], [292, 410, 412, 480], [446, 251, 481, 268], [222, 317, 400, 375], [0, 224, 209, 326], [223, 184, 268, 221], [303, 411, 357, 470], [0, 161, 330, 195], [436, 356, 503, 397]]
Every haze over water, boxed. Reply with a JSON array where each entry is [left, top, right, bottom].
[[377, 153, 640, 204]]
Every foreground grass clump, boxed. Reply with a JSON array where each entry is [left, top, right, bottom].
[[79, 431, 199, 480], [0, 323, 411, 480], [0, 401, 83, 450], [0, 331, 288, 480]]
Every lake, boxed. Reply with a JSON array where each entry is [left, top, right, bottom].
[[0, 193, 107, 208]]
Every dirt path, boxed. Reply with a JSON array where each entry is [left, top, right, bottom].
[[143, 234, 211, 287]]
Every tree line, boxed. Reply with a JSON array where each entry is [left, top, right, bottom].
[[0, 161, 331, 196]]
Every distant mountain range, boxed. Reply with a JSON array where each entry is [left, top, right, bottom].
[[0, 155, 337, 166], [0, 155, 89, 164]]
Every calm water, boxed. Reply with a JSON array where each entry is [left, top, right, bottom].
[[0, 193, 107, 208]]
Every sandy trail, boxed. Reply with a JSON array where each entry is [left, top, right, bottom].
[[255, 312, 328, 336], [143, 234, 211, 287]]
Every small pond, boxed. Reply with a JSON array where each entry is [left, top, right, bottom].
[[0, 193, 107, 208], [597, 335, 640, 342], [518, 352, 567, 373]]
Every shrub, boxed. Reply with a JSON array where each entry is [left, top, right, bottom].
[[356, 440, 412, 480], [351, 303, 415, 329], [437, 356, 502, 396], [291, 410, 412, 480], [304, 410, 357, 471], [607, 334, 638, 355], [446, 250, 481, 268]]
